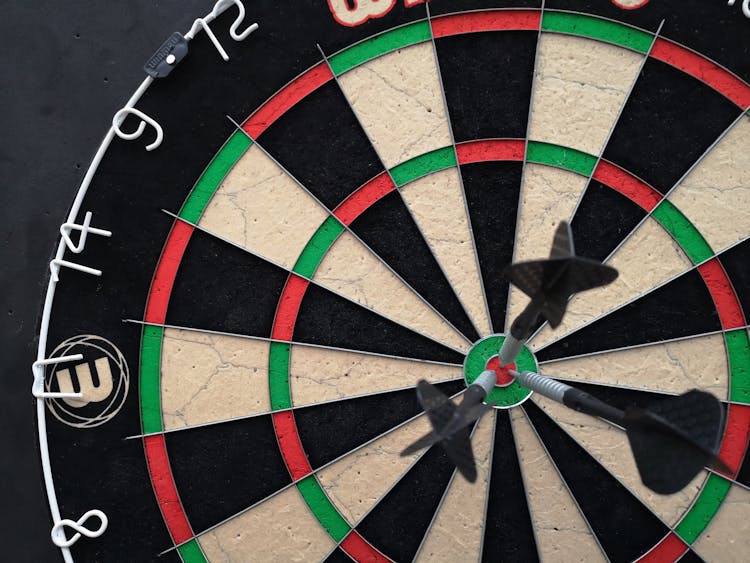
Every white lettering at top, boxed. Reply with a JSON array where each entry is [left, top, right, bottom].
[[327, 0, 427, 27], [327, 0, 397, 27]]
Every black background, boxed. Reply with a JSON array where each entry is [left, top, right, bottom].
[[0, 2, 207, 560]]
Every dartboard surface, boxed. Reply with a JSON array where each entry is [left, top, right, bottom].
[[35, 0, 750, 561]]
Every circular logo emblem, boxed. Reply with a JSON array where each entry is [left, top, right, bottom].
[[44, 335, 129, 428]]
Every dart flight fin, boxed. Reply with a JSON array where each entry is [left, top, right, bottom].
[[505, 221, 618, 328], [624, 390, 726, 494], [401, 381, 484, 482], [549, 220, 575, 258], [417, 379, 457, 432]]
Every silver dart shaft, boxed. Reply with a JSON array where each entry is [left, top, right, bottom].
[[473, 369, 497, 396], [498, 334, 525, 365], [508, 369, 572, 402], [510, 369, 626, 424]]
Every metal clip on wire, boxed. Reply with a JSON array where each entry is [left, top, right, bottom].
[[129, 0, 259, 152]]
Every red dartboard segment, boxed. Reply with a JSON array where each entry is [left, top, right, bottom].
[[144, 435, 194, 545], [334, 173, 396, 226], [456, 139, 526, 164], [271, 274, 311, 341], [242, 62, 335, 139], [697, 260, 746, 330], [431, 10, 541, 37], [650, 39, 750, 109], [717, 404, 750, 476], [272, 411, 313, 480], [592, 161, 662, 212], [637, 533, 688, 563], [145, 220, 195, 325], [341, 531, 393, 563]]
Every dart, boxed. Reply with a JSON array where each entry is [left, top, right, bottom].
[[499, 222, 729, 493], [498, 221, 618, 364], [509, 369, 729, 494], [496, 221, 729, 493], [404, 220, 729, 495], [401, 376, 497, 483]]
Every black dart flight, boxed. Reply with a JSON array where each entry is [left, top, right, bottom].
[[624, 390, 729, 493], [505, 221, 619, 340], [401, 379, 495, 483]]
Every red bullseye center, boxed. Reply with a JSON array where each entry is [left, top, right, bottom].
[[485, 356, 516, 388]]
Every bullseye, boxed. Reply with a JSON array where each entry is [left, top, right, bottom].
[[485, 355, 516, 387], [463, 335, 538, 408]]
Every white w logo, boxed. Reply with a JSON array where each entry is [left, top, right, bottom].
[[55, 357, 114, 408]]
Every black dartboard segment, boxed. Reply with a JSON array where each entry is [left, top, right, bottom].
[[348, 190, 480, 342], [435, 30, 538, 141], [736, 452, 750, 489], [537, 268, 722, 362], [677, 549, 707, 563], [166, 228, 288, 337], [570, 180, 646, 262], [481, 411, 539, 563], [602, 58, 742, 194], [33, 0, 750, 561], [166, 414, 292, 534], [719, 239, 750, 316], [461, 161, 524, 332], [523, 400, 669, 562], [325, 547, 356, 563], [257, 81, 384, 210]]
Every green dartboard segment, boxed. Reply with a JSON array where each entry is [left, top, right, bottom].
[[541, 12, 654, 54], [329, 20, 431, 76], [177, 539, 208, 563], [178, 131, 252, 223]]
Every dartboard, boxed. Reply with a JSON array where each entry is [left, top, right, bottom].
[[35, 0, 750, 561]]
